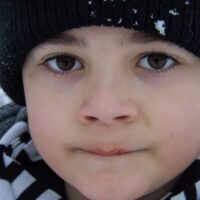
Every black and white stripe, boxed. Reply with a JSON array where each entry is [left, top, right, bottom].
[[0, 121, 65, 200]]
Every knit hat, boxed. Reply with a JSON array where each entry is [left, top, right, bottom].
[[0, 0, 199, 105]]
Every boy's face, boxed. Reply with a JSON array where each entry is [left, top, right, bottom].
[[23, 26, 200, 200]]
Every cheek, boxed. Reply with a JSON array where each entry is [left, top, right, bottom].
[[27, 101, 65, 152], [25, 88, 77, 172], [26, 101, 80, 182], [23, 67, 84, 175], [23, 66, 77, 146], [148, 91, 200, 169]]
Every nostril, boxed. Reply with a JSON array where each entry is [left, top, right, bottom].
[[115, 115, 134, 123], [86, 116, 98, 122], [84, 115, 132, 124], [116, 116, 128, 120]]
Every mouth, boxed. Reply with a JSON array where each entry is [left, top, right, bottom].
[[79, 148, 136, 157]]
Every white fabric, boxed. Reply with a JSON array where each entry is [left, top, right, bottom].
[[12, 171, 35, 198], [36, 190, 62, 200], [196, 180, 200, 199], [0, 122, 28, 146], [171, 192, 186, 200], [0, 179, 15, 200]]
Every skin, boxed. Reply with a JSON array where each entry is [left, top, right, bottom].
[[22, 26, 200, 200]]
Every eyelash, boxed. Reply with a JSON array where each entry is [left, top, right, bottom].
[[41, 50, 179, 78], [137, 50, 179, 75], [42, 53, 83, 79]]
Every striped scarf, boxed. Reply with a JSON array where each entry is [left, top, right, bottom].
[[0, 104, 200, 200]]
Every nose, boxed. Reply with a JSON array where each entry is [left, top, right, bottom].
[[77, 85, 139, 126]]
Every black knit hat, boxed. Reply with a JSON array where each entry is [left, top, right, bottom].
[[0, 0, 199, 105]]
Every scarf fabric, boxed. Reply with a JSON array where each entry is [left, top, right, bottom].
[[0, 103, 200, 200]]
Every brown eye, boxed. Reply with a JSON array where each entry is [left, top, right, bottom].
[[138, 53, 176, 71], [45, 55, 82, 72]]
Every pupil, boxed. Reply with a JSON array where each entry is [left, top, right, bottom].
[[148, 54, 167, 69], [57, 56, 75, 70]]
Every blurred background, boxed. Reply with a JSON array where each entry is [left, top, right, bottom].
[[0, 86, 12, 107]]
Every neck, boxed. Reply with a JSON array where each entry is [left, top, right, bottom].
[[65, 183, 89, 200]]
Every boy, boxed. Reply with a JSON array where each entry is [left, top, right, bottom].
[[0, 0, 200, 199]]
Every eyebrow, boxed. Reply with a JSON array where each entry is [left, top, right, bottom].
[[43, 33, 88, 47], [41, 31, 166, 48], [125, 32, 166, 45]]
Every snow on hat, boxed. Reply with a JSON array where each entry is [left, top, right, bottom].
[[0, 0, 199, 105]]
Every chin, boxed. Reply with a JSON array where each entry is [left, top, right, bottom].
[[72, 177, 149, 200]]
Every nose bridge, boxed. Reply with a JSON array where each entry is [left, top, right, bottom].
[[87, 66, 129, 106], [91, 54, 129, 94]]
